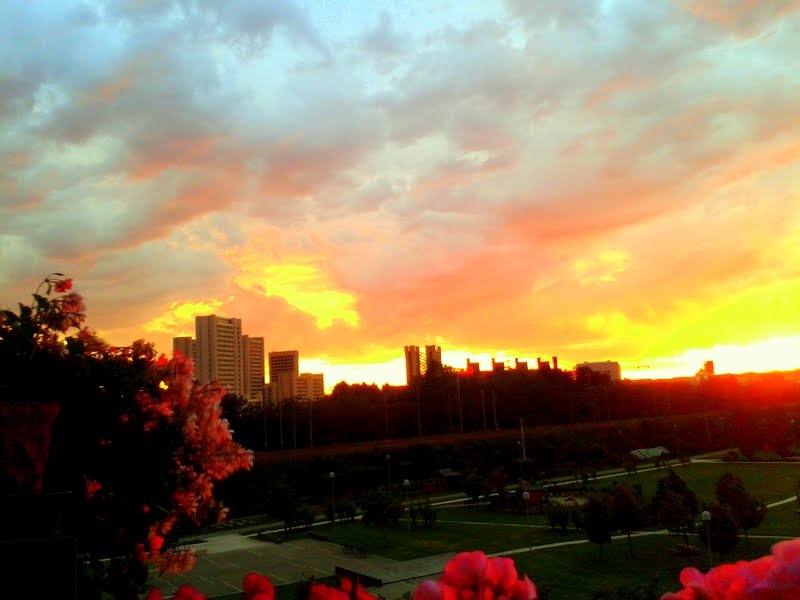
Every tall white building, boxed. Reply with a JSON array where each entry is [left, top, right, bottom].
[[268, 350, 299, 403], [195, 315, 244, 396], [297, 372, 325, 401], [242, 335, 265, 402]]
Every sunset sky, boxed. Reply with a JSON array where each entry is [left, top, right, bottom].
[[3, 1, 800, 390]]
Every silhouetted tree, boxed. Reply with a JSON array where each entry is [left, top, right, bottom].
[[715, 472, 766, 545], [611, 484, 646, 556], [653, 470, 698, 545], [583, 494, 612, 559], [699, 502, 740, 559]]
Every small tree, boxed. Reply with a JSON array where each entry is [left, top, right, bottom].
[[611, 484, 646, 556], [653, 470, 698, 545], [583, 494, 612, 559], [545, 502, 569, 531], [715, 472, 766, 545], [657, 490, 693, 545], [699, 502, 740, 559]]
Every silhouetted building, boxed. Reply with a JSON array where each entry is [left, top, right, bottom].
[[492, 358, 505, 373], [297, 372, 325, 401], [268, 350, 299, 404], [575, 360, 622, 382], [536, 357, 551, 371], [424, 345, 442, 374], [466, 359, 480, 374], [242, 335, 265, 402], [514, 358, 528, 371], [552, 356, 559, 370], [404, 345, 421, 384]]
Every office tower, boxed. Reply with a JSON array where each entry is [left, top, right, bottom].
[[242, 335, 265, 402], [268, 350, 299, 403], [297, 372, 325, 401], [404, 345, 421, 385], [195, 315, 244, 396]]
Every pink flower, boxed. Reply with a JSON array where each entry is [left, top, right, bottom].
[[243, 573, 275, 600], [54, 278, 72, 293], [414, 581, 444, 600], [418, 552, 536, 600], [340, 576, 379, 600], [85, 477, 103, 499], [173, 585, 206, 600], [144, 589, 163, 600], [308, 583, 349, 600], [662, 539, 800, 600]]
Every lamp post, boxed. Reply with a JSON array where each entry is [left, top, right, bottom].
[[329, 471, 336, 525], [403, 479, 410, 534], [701, 510, 712, 569], [386, 454, 392, 496], [522, 491, 531, 550]]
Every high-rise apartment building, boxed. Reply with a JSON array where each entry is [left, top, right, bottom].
[[424, 345, 442, 374], [268, 350, 299, 403], [242, 335, 265, 402], [195, 315, 244, 396], [404, 345, 421, 385], [404, 344, 443, 384], [297, 372, 325, 401]]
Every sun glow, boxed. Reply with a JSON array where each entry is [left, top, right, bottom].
[[626, 335, 800, 380]]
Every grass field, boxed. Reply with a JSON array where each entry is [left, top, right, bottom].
[[317, 519, 585, 561], [583, 461, 800, 505], [212, 461, 800, 600], [513, 533, 777, 599]]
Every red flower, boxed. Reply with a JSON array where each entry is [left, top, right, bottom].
[[418, 552, 536, 600], [243, 573, 275, 600], [173, 584, 206, 600], [308, 583, 349, 600], [54, 278, 72, 293], [144, 588, 163, 600], [340, 576, 379, 600]]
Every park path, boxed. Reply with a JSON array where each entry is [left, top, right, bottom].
[[158, 459, 800, 599]]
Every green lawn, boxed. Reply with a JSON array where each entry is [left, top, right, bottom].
[[316, 519, 585, 561], [206, 462, 800, 600], [435, 504, 550, 527], [512, 533, 777, 600], [585, 462, 800, 504]]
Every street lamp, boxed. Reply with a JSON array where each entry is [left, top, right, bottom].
[[522, 491, 531, 550], [329, 472, 336, 525], [386, 454, 392, 496], [701, 510, 712, 569]]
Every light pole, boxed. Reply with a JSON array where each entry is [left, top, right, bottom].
[[701, 510, 712, 569], [329, 471, 336, 525], [522, 491, 531, 550], [403, 479, 410, 534], [386, 454, 392, 496]]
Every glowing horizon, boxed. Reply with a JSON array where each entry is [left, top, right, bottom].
[[3, 2, 800, 394]]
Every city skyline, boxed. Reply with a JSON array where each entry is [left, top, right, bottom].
[[2, 3, 800, 391]]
